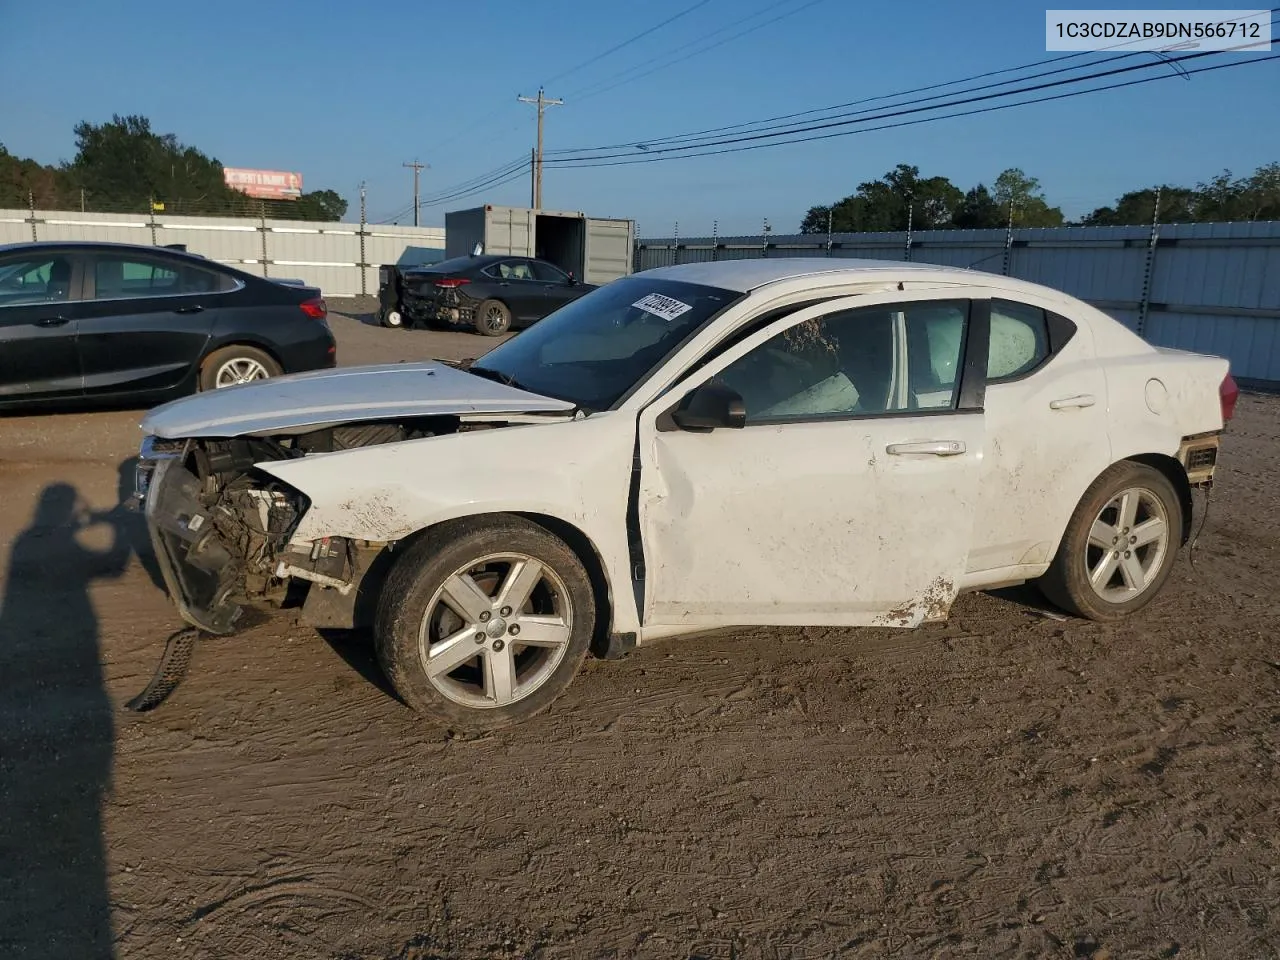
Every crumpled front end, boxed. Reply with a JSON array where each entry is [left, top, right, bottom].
[[139, 439, 317, 634]]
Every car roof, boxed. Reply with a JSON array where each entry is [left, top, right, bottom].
[[0, 239, 214, 263], [637, 257, 1001, 293]]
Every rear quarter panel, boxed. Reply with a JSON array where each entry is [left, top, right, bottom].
[[1102, 349, 1228, 463]]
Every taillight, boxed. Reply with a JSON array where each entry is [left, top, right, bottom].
[[299, 297, 327, 319], [435, 277, 470, 288], [1219, 372, 1239, 422]]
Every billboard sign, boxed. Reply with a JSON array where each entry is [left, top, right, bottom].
[[223, 167, 304, 200]]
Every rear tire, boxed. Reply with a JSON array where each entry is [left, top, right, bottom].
[[1037, 460, 1183, 621], [374, 515, 595, 733], [381, 308, 404, 328], [474, 299, 512, 336], [198, 345, 283, 391]]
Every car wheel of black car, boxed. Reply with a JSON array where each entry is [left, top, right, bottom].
[[381, 308, 404, 329], [474, 299, 512, 336], [374, 515, 596, 733], [198, 344, 283, 391]]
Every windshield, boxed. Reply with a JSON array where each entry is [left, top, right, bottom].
[[470, 276, 741, 411]]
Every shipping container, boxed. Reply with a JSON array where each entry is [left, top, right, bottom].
[[444, 205, 635, 285]]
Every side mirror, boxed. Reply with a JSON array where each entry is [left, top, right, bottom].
[[566, 271, 577, 286], [671, 381, 746, 432]]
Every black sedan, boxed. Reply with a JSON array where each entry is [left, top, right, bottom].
[[381, 254, 597, 336], [0, 240, 336, 411]]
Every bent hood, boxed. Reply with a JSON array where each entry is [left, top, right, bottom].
[[140, 361, 575, 438]]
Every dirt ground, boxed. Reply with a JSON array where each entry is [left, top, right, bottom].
[[1, 301, 1277, 960]]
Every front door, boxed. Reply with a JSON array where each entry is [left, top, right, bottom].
[[0, 250, 83, 403], [77, 250, 219, 396], [637, 294, 987, 628], [531, 260, 579, 314]]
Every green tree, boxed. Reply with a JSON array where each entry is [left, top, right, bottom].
[[1239, 162, 1280, 220], [1081, 186, 1197, 226], [799, 163, 962, 233], [70, 114, 241, 212], [292, 188, 348, 221], [951, 183, 1003, 229], [992, 167, 1064, 227], [0, 142, 76, 209]]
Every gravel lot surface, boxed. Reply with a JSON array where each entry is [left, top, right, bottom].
[[1, 303, 1276, 959]]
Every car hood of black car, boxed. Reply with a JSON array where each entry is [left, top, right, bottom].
[[139, 361, 576, 438]]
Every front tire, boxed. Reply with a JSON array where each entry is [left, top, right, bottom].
[[198, 345, 283, 391], [374, 516, 596, 733], [474, 299, 512, 336], [1037, 461, 1183, 621], [381, 308, 404, 328]]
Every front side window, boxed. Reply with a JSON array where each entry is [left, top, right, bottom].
[[988, 299, 1050, 380], [713, 299, 970, 424], [470, 277, 741, 411], [532, 261, 570, 283], [0, 254, 75, 306]]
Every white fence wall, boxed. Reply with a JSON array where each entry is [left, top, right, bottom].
[[0, 208, 447, 297]]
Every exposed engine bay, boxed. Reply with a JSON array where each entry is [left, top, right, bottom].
[[137, 416, 512, 635]]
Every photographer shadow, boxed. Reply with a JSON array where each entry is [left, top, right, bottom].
[[0, 480, 135, 958]]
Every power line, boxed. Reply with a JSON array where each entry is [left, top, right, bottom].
[[562, 0, 829, 103], [418, 161, 531, 208], [541, 0, 717, 87], [556, 5, 1277, 149], [427, 1, 721, 165], [556, 53, 1280, 169], [553, 50, 1131, 154], [545, 44, 1276, 167], [416, 156, 529, 204]]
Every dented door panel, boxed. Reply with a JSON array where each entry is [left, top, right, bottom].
[[638, 415, 984, 627]]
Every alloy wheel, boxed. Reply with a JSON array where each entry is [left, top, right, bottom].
[[417, 553, 573, 709]]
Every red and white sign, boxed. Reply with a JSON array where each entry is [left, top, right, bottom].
[[223, 167, 304, 200]]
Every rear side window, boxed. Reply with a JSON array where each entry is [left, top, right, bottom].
[[988, 299, 1050, 380], [90, 255, 234, 299]]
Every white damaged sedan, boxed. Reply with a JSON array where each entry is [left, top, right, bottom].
[[135, 259, 1238, 731]]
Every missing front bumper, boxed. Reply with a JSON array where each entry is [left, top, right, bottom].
[[143, 458, 244, 635]]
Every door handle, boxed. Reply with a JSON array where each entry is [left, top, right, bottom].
[[175, 304, 205, 314], [886, 440, 967, 456], [1049, 393, 1096, 410], [36, 315, 71, 327]]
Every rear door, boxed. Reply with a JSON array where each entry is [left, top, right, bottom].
[[0, 249, 84, 402], [77, 250, 229, 396], [965, 296, 1111, 574]]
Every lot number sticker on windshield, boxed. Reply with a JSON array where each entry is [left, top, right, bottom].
[[632, 293, 693, 322]]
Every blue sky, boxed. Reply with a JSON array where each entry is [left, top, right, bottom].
[[1, 0, 1276, 234]]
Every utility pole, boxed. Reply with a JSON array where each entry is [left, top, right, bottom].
[[402, 159, 427, 226], [517, 87, 563, 209]]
